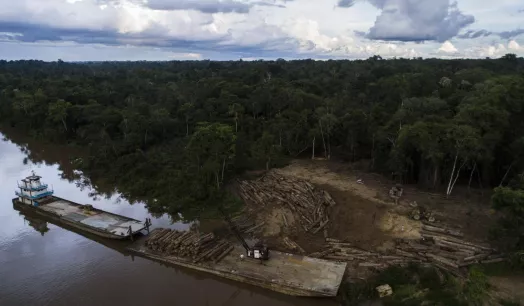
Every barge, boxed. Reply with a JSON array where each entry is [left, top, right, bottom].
[[13, 204, 347, 298], [11, 172, 347, 297], [12, 171, 150, 240], [12, 202, 134, 258], [127, 229, 348, 297]]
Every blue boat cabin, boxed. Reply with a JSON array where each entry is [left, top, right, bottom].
[[16, 171, 54, 206]]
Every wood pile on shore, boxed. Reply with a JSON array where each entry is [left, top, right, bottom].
[[237, 170, 335, 234], [310, 223, 504, 276], [145, 228, 234, 264], [309, 239, 417, 270]]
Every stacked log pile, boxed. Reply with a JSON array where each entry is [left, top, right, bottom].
[[145, 228, 234, 264], [311, 223, 504, 276], [237, 171, 336, 234], [309, 239, 418, 270]]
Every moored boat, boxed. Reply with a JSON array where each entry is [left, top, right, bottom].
[[12, 171, 151, 240]]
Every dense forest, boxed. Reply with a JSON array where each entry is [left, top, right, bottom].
[[1, 56, 524, 247]]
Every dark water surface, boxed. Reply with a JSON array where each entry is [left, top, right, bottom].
[[0, 130, 338, 306]]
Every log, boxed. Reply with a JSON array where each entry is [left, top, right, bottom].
[[434, 239, 483, 253], [334, 246, 372, 255], [149, 229, 171, 244], [282, 213, 288, 228], [312, 218, 329, 234], [308, 248, 338, 258], [377, 256, 406, 260], [307, 219, 321, 232], [333, 253, 368, 260], [486, 254, 506, 260], [358, 263, 386, 268], [426, 253, 459, 269], [325, 255, 355, 261], [480, 258, 505, 264], [195, 233, 215, 246], [206, 242, 231, 261], [463, 253, 490, 263], [158, 230, 178, 244], [244, 222, 265, 234], [327, 242, 353, 247], [394, 249, 421, 259], [433, 249, 469, 261], [421, 232, 493, 251], [422, 224, 463, 237], [180, 233, 198, 246], [323, 191, 336, 206], [147, 228, 167, 242], [167, 231, 185, 244], [214, 245, 234, 263], [173, 231, 192, 244], [194, 240, 228, 263]]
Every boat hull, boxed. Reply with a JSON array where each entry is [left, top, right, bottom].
[[12, 197, 146, 240]]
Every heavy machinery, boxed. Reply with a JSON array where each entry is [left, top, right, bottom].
[[219, 207, 270, 261]]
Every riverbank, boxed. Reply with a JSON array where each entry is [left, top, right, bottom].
[[228, 159, 524, 304], [1, 131, 337, 306], [3, 127, 523, 304]]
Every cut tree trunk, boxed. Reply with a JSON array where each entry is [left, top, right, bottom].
[[319, 120, 327, 159], [468, 162, 477, 191], [499, 162, 515, 187], [312, 136, 315, 159]]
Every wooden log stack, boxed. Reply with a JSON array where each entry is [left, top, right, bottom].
[[309, 240, 416, 269], [145, 228, 234, 264], [311, 226, 504, 276], [237, 170, 335, 234]]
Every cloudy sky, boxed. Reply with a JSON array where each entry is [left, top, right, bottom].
[[0, 0, 523, 61]]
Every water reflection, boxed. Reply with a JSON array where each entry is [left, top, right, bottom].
[[0, 130, 337, 306], [21, 212, 50, 236]]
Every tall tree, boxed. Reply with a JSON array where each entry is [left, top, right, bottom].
[[48, 99, 72, 132]]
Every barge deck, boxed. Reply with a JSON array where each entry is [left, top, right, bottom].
[[13, 171, 149, 240], [13, 198, 148, 239], [127, 232, 347, 297]]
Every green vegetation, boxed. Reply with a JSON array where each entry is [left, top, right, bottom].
[[0, 56, 524, 223], [341, 264, 491, 306]]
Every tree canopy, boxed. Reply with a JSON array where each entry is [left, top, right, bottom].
[[1, 55, 523, 220]]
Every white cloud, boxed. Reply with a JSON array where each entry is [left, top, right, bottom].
[[365, 0, 474, 42], [0, 0, 523, 60], [168, 52, 203, 59], [508, 40, 522, 51], [438, 41, 458, 53]]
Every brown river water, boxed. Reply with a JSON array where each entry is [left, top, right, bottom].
[[0, 129, 339, 306]]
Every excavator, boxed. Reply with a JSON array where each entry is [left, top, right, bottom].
[[219, 207, 270, 261]]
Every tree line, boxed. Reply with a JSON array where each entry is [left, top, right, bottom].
[[0, 56, 523, 239]]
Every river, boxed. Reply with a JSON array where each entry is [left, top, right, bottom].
[[0, 130, 338, 306]]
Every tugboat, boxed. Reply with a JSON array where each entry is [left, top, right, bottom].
[[12, 171, 151, 240]]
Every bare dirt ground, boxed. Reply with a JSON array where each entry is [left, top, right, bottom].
[[223, 159, 523, 302], [229, 159, 506, 281], [489, 276, 524, 304], [278, 159, 497, 245]]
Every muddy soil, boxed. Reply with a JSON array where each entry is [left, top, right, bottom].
[[489, 276, 524, 304], [224, 159, 523, 301], [278, 159, 496, 244], [231, 159, 503, 281]]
